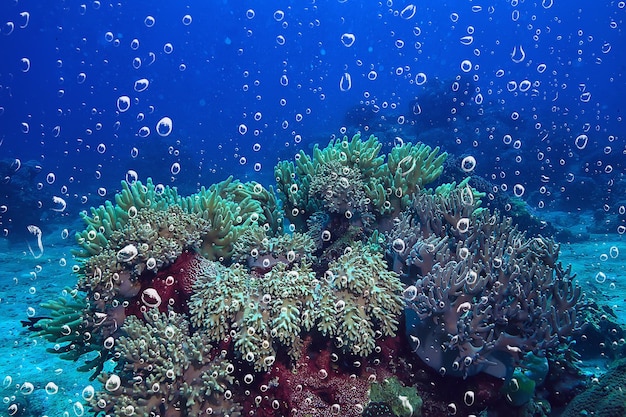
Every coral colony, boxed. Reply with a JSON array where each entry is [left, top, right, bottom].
[[30, 134, 582, 416]]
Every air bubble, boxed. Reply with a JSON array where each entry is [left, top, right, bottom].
[[156, 117, 173, 137], [182, 14, 192, 25], [134, 78, 149, 92], [403, 286, 418, 301], [414, 72, 427, 85], [20, 382, 34, 395], [511, 45, 526, 63], [116, 96, 131, 112], [574, 134, 588, 149], [341, 33, 356, 47], [461, 156, 476, 172], [125, 170, 139, 184], [82, 385, 95, 401], [144, 16, 156, 27], [400, 4, 417, 19], [138, 126, 150, 137], [339, 73, 352, 91], [273, 10, 285, 21], [457, 218, 470, 233], [392, 238, 406, 253]]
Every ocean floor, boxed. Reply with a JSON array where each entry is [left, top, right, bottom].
[[0, 216, 623, 416], [0, 219, 98, 417]]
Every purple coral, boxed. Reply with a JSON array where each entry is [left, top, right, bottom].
[[392, 184, 583, 379]]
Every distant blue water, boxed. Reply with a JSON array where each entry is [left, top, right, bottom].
[[1, 1, 623, 233]]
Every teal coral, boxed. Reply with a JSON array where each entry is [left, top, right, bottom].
[[320, 243, 404, 356], [561, 358, 626, 417], [231, 224, 316, 269], [74, 178, 181, 257], [275, 133, 446, 230], [77, 204, 210, 297], [179, 176, 282, 261], [369, 377, 423, 417], [31, 288, 110, 378], [189, 260, 318, 371]]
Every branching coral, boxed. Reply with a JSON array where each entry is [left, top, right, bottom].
[[189, 260, 319, 371], [77, 205, 210, 297], [319, 243, 405, 357], [391, 182, 582, 379], [74, 178, 181, 257], [231, 224, 316, 272], [91, 310, 241, 417], [28, 288, 112, 379], [190, 240, 403, 370]]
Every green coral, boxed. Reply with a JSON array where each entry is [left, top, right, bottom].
[[77, 205, 210, 297], [180, 176, 282, 261], [74, 178, 181, 257], [385, 141, 448, 211], [275, 133, 446, 230], [231, 224, 316, 268], [503, 353, 550, 406], [319, 243, 405, 356], [31, 288, 111, 379], [189, 260, 318, 371], [91, 310, 240, 417], [369, 377, 423, 417]]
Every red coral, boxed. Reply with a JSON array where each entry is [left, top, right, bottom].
[[125, 251, 203, 318], [246, 336, 394, 417]]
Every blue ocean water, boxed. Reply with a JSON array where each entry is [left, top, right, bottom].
[[0, 1, 624, 416]]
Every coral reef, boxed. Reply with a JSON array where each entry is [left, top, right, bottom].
[[29, 133, 589, 416]]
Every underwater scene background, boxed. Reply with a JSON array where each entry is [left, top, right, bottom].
[[0, 1, 625, 416]]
